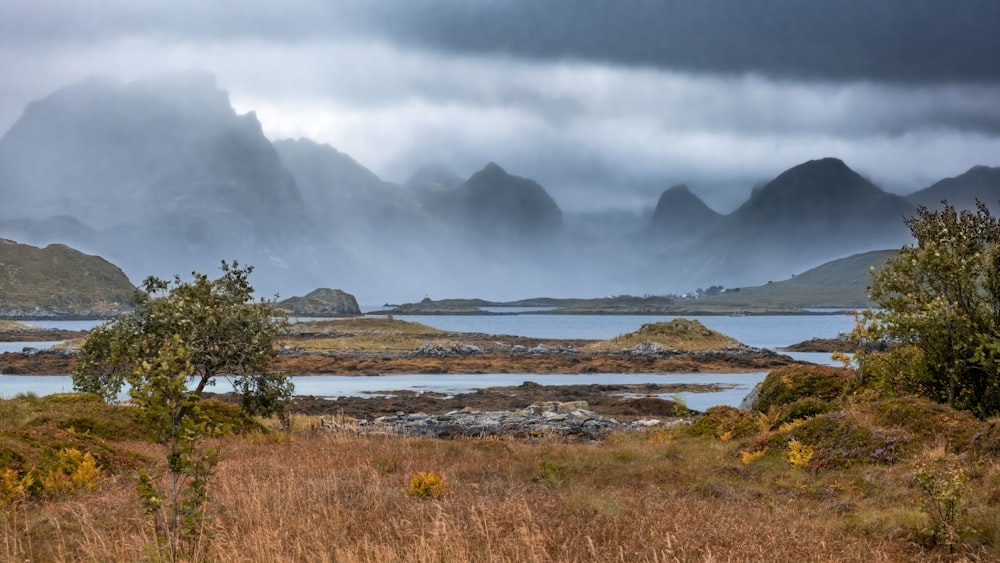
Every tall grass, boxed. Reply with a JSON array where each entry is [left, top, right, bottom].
[[3, 428, 966, 562]]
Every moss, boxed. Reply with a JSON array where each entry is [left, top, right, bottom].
[[197, 399, 268, 435], [684, 406, 757, 439], [775, 412, 910, 470], [752, 365, 852, 414], [872, 397, 980, 454]]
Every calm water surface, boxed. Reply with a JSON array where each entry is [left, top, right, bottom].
[[2, 313, 849, 408]]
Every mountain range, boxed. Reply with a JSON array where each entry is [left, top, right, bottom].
[[1, 73, 999, 301]]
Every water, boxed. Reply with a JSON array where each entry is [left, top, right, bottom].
[[18, 313, 856, 351], [0, 341, 65, 353], [0, 372, 766, 411], [2, 313, 851, 407], [391, 313, 854, 350]]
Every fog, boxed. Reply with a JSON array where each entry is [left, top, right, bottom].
[[1, 2, 998, 303]]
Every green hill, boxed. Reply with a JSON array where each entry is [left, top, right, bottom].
[[0, 239, 135, 318], [698, 249, 897, 310]]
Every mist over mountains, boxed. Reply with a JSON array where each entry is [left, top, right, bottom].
[[1, 73, 999, 302]]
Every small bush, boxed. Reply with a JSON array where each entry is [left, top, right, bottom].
[[774, 412, 909, 470], [751, 365, 851, 416], [407, 471, 449, 499], [684, 406, 757, 440]]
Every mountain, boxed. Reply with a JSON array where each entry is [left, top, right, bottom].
[[0, 73, 309, 285], [426, 162, 563, 240], [726, 158, 913, 245], [906, 165, 1000, 211], [404, 163, 463, 194], [663, 158, 915, 288], [0, 239, 135, 317], [272, 138, 420, 232], [648, 184, 721, 238]]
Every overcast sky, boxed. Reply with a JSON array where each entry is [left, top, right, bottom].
[[2, 0, 999, 213]]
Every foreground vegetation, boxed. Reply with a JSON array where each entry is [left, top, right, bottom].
[[4, 367, 1000, 561]]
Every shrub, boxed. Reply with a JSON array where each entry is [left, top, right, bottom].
[[872, 397, 980, 454], [774, 412, 909, 470], [407, 471, 449, 499], [751, 365, 851, 416], [684, 406, 757, 440]]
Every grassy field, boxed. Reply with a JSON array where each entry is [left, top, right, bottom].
[[0, 320, 34, 331], [283, 317, 447, 352], [586, 319, 741, 352], [2, 389, 1000, 561]]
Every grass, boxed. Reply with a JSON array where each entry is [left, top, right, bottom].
[[587, 319, 741, 352], [283, 317, 448, 352], [0, 321, 36, 331], [4, 392, 1000, 561]]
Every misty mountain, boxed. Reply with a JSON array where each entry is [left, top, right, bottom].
[[404, 163, 463, 194], [273, 138, 418, 229], [425, 162, 563, 241], [0, 73, 309, 283], [652, 158, 916, 289], [648, 184, 722, 239], [907, 165, 1000, 211], [4, 73, 1000, 303]]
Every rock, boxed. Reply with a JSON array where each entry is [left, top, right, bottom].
[[279, 288, 361, 317]]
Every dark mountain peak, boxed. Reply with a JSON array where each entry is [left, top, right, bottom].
[[738, 157, 892, 213], [649, 183, 720, 237], [435, 164, 562, 239], [481, 162, 507, 176]]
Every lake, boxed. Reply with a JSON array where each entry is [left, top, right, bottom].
[[2, 313, 852, 409]]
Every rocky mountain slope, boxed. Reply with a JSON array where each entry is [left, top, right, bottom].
[[0, 239, 134, 317]]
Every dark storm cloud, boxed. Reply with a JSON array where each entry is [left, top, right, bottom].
[[364, 0, 1000, 84], [5, 1, 1000, 84]]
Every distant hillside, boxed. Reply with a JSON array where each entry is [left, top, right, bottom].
[[907, 165, 1000, 210], [0, 239, 135, 317], [697, 249, 897, 309]]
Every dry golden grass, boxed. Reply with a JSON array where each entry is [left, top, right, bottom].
[[587, 319, 741, 352], [0, 320, 35, 331], [6, 427, 986, 562], [284, 318, 446, 352]]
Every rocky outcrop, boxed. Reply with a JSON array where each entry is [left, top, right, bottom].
[[279, 288, 361, 317], [320, 401, 686, 440]]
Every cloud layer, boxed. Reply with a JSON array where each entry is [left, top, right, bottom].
[[2, 1, 999, 213]]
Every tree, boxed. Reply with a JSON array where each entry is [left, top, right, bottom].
[[73, 261, 291, 558], [73, 261, 292, 416], [853, 202, 1000, 416]]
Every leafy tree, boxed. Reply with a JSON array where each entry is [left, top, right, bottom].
[[73, 261, 292, 416], [852, 202, 1000, 416], [73, 261, 291, 558]]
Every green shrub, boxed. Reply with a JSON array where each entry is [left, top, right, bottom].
[[773, 411, 909, 470], [752, 365, 852, 415], [684, 406, 757, 440], [872, 397, 980, 454]]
